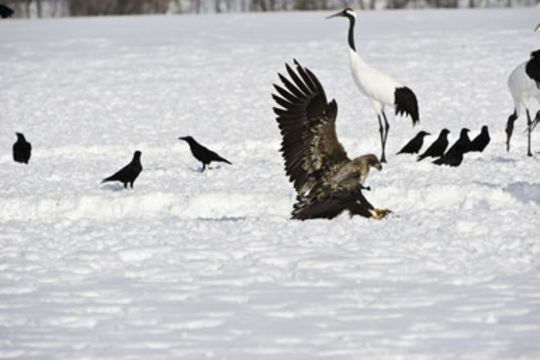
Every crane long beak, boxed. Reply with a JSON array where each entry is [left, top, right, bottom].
[[326, 11, 343, 19]]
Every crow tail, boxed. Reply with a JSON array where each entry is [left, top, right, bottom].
[[218, 157, 232, 165]]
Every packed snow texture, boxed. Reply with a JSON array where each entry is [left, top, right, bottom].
[[1, 9, 540, 360]]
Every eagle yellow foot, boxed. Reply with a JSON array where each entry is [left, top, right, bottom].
[[371, 208, 392, 220]]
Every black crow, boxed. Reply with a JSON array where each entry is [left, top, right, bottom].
[[433, 128, 471, 167], [102, 150, 142, 189], [396, 131, 430, 155], [417, 128, 450, 161], [469, 125, 490, 152], [273, 60, 390, 220], [13, 132, 32, 164], [179, 136, 231, 172], [0, 4, 14, 18]]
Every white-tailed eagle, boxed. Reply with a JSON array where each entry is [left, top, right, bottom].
[[273, 60, 390, 220]]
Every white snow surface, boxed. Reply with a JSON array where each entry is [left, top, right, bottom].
[[1, 9, 540, 359]]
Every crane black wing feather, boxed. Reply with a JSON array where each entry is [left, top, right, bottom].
[[526, 50, 540, 88], [394, 87, 419, 125]]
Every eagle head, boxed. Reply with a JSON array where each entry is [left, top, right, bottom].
[[350, 154, 382, 185]]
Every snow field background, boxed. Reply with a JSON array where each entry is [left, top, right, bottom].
[[0, 9, 540, 359]]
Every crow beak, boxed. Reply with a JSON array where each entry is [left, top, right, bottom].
[[326, 11, 343, 19], [178, 137, 186, 141]]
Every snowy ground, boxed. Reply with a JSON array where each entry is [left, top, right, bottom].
[[1, 9, 540, 359]]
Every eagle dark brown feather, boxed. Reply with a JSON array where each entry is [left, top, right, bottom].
[[273, 60, 348, 196], [273, 60, 387, 220]]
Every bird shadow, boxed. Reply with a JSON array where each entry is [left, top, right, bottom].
[[188, 167, 204, 173], [100, 183, 125, 192], [491, 156, 518, 164], [197, 216, 247, 222], [472, 181, 498, 189], [187, 165, 223, 173], [504, 182, 540, 204], [144, 165, 167, 172]]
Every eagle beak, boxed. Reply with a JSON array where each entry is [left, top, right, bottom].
[[326, 11, 343, 19]]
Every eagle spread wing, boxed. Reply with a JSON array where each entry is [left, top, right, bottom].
[[273, 60, 348, 196], [272, 61, 387, 220]]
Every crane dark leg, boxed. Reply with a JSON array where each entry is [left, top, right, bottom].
[[377, 115, 386, 163], [382, 111, 390, 162], [505, 110, 517, 153], [526, 109, 533, 157]]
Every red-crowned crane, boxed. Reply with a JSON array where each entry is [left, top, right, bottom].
[[506, 48, 540, 156], [326, 8, 419, 163]]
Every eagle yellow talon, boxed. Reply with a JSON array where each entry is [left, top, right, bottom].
[[371, 208, 391, 220]]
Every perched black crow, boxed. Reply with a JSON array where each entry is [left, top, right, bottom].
[[273, 60, 390, 220], [417, 128, 450, 161], [13, 132, 32, 164], [0, 4, 14, 18], [102, 150, 142, 189], [469, 125, 490, 152], [433, 128, 471, 167], [396, 131, 430, 155], [179, 136, 231, 172]]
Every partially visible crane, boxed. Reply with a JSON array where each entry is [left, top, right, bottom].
[[506, 25, 540, 156]]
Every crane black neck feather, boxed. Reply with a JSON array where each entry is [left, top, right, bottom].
[[346, 13, 356, 51]]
